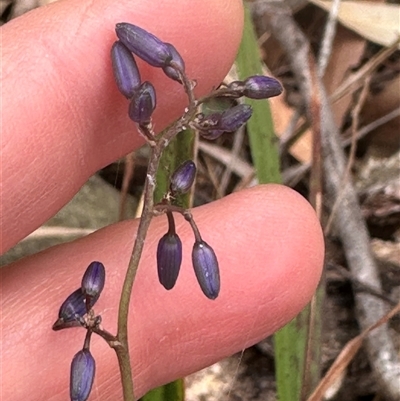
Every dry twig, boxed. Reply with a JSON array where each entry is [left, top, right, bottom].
[[254, 1, 400, 399], [318, 0, 341, 76], [307, 302, 400, 401], [325, 76, 371, 234]]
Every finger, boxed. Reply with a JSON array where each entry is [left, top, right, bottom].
[[1, 185, 324, 400], [1, 0, 243, 252]]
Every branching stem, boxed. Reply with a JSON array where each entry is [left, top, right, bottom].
[[113, 66, 199, 400]]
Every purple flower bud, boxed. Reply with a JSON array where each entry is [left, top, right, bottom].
[[192, 240, 220, 300], [197, 105, 252, 140], [52, 288, 86, 331], [170, 160, 196, 194], [243, 76, 283, 99], [157, 232, 182, 290], [128, 81, 156, 124], [81, 261, 105, 310], [70, 349, 96, 401], [115, 23, 172, 68], [52, 287, 101, 331], [162, 43, 185, 83], [217, 104, 252, 132], [111, 41, 141, 99]]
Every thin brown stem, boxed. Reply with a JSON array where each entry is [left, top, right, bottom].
[[183, 212, 202, 242], [83, 329, 93, 350], [115, 143, 162, 400], [153, 204, 201, 242], [92, 326, 118, 343], [114, 66, 200, 400], [166, 210, 175, 234]]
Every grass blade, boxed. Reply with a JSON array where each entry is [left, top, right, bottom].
[[236, 5, 321, 401], [140, 380, 185, 401], [236, 5, 280, 184]]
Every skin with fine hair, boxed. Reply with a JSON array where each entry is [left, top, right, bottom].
[[0, 0, 324, 400]]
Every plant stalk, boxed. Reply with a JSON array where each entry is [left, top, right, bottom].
[[114, 66, 198, 400]]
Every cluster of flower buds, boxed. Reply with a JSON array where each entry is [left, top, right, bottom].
[[156, 160, 220, 299], [191, 76, 282, 141], [51, 21, 284, 401], [109, 25, 285, 299], [53, 262, 106, 401], [193, 104, 253, 140], [111, 23, 185, 126]]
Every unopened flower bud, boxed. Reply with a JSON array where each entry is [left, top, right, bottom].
[[217, 104, 252, 132], [70, 349, 96, 401], [157, 232, 182, 290], [162, 43, 185, 83], [81, 261, 105, 310], [192, 240, 220, 300], [243, 76, 283, 99], [111, 41, 141, 99], [197, 105, 252, 140], [170, 160, 196, 194], [52, 288, 86, 331], [128, 81, 156, 124], [115, 23, 172, 68], [53, 286, 102, 331]]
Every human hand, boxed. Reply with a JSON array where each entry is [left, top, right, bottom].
[[0, 0, 324, 399]]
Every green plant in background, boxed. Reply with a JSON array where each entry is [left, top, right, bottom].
[[141, 380, 185, 401], [237, 5, 280, 185], [52, 19, 282, 401], [237, 4, 322, 401]]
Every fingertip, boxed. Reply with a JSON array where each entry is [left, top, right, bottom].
[[1, 0, 243, 251], [135, 184, 324, 393], [0, 184, 324, 400]]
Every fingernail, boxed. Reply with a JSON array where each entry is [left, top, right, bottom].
[[128, 81, 157, 124], [111, 41, 141, 99], [192, 241, 220, 300], [70, 349, 96, 401], [115, 23, 172, 68], [170, 160, 196, 194]]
